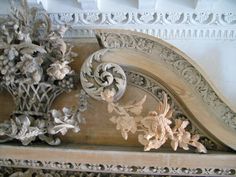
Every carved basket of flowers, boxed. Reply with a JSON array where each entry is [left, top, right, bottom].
[[0, 0, 83, 145]]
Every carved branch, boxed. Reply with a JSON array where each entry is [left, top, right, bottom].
[[102, 89, 207, 153]]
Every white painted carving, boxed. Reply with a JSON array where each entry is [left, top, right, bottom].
[[48, 12, 236, 26], [45, 11, 236, 39], [0, 0, 235, 39]]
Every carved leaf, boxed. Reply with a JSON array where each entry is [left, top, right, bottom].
[[103, 90, 207, 153]]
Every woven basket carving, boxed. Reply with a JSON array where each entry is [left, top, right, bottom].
[[5, 83, 63, 117]]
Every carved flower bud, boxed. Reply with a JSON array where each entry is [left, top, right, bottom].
[[101, 89, 115, 103], [47, 61, 72, 80]]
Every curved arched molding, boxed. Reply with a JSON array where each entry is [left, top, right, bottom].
[[95, 29, 236, 150]]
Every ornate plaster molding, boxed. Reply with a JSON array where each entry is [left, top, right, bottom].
[[95, 30, 236, 132], [49, 12, 236, 26], [0, 158, 235, 176], [45, 11, 236, 40], [1, 10, 235, 39]]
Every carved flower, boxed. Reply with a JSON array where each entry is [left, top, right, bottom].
[[171, 119, 207, 153], [16, 54, 43, 84], [101, 89, 115, 103], [47, 61, 72, 80], [112, 12, 128, 23], [139, 12, 155, 23], [4, 47, 18, 60], [103, 90, 207, 153], [0, 115, 45, 145], [139, 93, 173, 151], [110, 115, 137, 140], [223, 13, 236, 24], [48, 107, 83, 135], [171, 119, 191, 150], [59, 13, 74, 24], [85, 13, 100, 23], [101, 89, 145, 139], [166, 12, 181, 23], [194, 12, 210, 23]]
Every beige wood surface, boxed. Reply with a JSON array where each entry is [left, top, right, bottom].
[[0, 39, 235, 149], [0, 144, 235, 169], [0, 35, 236, 175]]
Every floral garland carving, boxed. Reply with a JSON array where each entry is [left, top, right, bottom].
[[125, 69, 220, 150], [101, 89, 207, 153]]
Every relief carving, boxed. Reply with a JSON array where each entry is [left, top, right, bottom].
[[0, 0, 83, 145], [102, 89, 207, 153], [0, 162, 235, 176], [96, 31, 236, 131], [80, 49, 127, 101]]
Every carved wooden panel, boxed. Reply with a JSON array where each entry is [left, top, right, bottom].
[[0, 30, 236, 176]]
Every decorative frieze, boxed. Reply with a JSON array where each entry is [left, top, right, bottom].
[[0, 159, 235, 176], [45, 11, 236, 39], [49, 12, 236, 26]]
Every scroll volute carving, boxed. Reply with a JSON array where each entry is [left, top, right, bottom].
[[80, 49, 127, 102]]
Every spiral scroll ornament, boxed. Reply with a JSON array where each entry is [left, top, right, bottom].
[[80, 49, 127, 101]]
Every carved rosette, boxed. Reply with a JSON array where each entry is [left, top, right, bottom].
[[80, 49, 127, 101]]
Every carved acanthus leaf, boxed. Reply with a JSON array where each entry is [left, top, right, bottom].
[[80, 49, 127, 102]]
